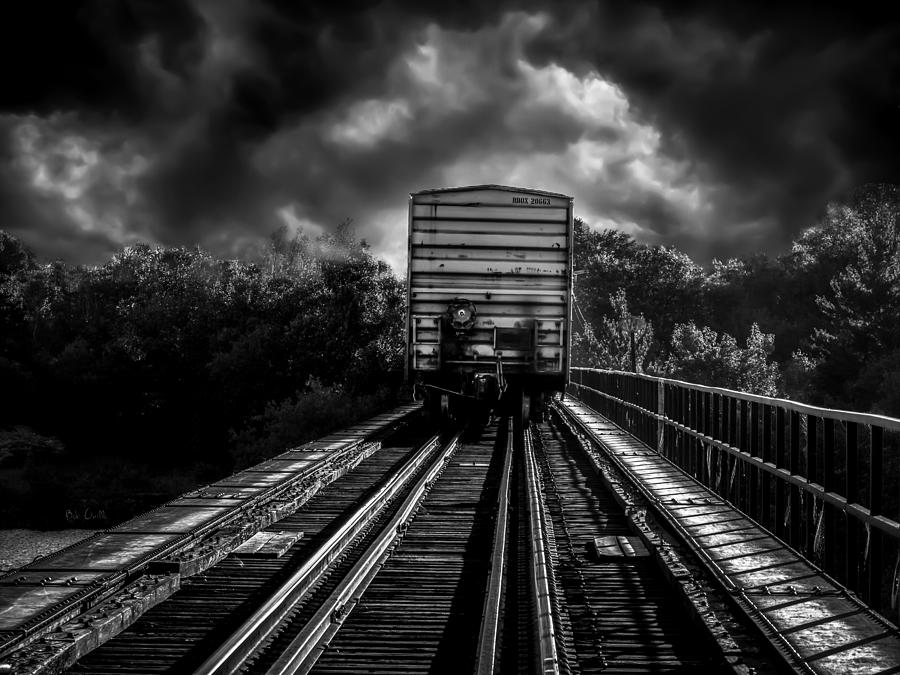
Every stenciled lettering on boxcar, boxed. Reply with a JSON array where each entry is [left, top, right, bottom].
[[511, 196, 552, 205]]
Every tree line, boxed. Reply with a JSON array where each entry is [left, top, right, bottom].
[[573, 183, 900, 418], [0, 223, 405, 526]]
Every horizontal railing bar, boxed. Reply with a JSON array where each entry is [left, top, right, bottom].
[[570, 368, 900, 431], [569, 382, 900, 540]]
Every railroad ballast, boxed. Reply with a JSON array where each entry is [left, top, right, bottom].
[[406, 184, 574, 422]]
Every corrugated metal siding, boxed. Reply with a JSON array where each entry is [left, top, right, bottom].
[[407, 186, 572, 377]]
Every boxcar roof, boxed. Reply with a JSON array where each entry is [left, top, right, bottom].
[[410, 184, 572, 199]]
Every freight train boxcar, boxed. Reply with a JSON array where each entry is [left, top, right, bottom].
[[406, 185, 574, 423]]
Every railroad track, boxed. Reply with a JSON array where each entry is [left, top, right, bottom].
[[26, 411, 800, 673], [297, 422, 507, 674], [555, 396, 900, 674], [531, 417, 729, 672], [64, 419, 541, 674], [67, 420, 445, 674]]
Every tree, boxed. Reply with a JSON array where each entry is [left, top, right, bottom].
[[0, 234, 39, 425], [0, 231, 36, 277], [663, 322, 780, 395], [0, 224, 408, 525], [573, 290, 654, 372], [807, 184, 900, 413], [703, 255, 803, 362], [573, 219, 705, 356]]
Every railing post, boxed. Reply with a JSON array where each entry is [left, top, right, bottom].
[[762, 404, 772, 530], [728, 398, 737, 505], [643, 378, 650, 445], [713, 393, 721, 495], [657, 378, 664, 454], [869, 425, 884, 606], [688, 386, 693, 471], [846, 421, 859, 590], [776, 407, 786, 539], [682, 387, 689, 468], [789, 410, 801, 546], [698, 392, 707, 484], [739, 400, 749, 512], [703, 391, 712, 488], [750, 401, 760, 521], [823, 418, 835, 571], [806, 415, 818, 558]]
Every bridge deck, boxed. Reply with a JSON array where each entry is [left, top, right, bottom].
[[0, 404, 421, 659], [561, 397, 900, 674], [4, 397, 900, 673]]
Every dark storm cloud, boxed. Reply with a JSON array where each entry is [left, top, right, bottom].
[[252, 10, 645, 265], [527, 1, 900, 258], [0, 115, 146, 264], [0, 1, 207, 115], [0, 0, 898, 268], [136, 115, 269, 245]]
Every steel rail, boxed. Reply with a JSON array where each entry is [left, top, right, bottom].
[[474, 418, 515, 675], [194, 431, 460, 675], [263, 430, 463, 675], [522, 425, 561, 675]]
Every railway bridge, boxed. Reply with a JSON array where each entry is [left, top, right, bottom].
[[2, 368, 900, 674]]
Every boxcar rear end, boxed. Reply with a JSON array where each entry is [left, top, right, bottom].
[[406, 184, 573, 421]]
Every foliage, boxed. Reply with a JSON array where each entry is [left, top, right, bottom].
[[228, 380, 394, 470], [780, 349, 819, 402], [0, 232, 36, 276], [662, 322, 780, 395], [573, 290, 654, 373], [0, 427, 64, 469], [0, 224, 405, 526], [574, 218, 705, 353], [806, 184, 900, 413], [703, 255, 799, 361], [572, 183, 900, 416]]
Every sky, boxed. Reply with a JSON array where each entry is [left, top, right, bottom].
[[1, 0, 898, 272]]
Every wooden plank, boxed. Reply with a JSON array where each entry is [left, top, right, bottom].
[[591, 535, 650, 559], [232, 531, 303, 559]]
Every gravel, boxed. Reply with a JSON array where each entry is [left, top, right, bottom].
[[0, 529, 98, 573]]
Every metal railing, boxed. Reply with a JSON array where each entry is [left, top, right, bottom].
[[568, 367, 900, 620]]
